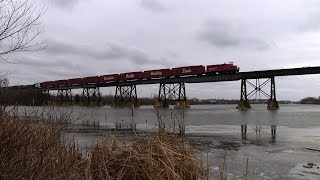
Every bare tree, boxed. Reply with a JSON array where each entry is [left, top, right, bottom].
[[0, 0, 45, 61]]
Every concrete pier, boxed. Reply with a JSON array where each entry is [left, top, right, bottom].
[[237, 100, 251, 110], [268, 99, 279, 110]]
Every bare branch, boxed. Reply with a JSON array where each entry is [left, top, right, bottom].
[[0, 0, 46, 61]]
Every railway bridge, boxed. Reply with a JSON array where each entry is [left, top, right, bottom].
[[8, 66, 320, 110]]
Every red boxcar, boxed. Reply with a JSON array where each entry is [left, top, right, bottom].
[[83, 76, 99, 84], [42, 81, 54, 88], [54, 80, 68, 87], [144, 69, 171, 79], [67, 78, 83, 86], [206, 62, 239, 74], [99, 74, 120, 83], [171, 65, 205, 77], [120, 71, 144, 81]]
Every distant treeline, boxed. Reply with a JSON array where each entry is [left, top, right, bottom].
[[300, 96, 320, 104], [1, 88, 302, 106], [0, 89, 238, 106], [0, 89, 47, 106], [0, 89, 162, 106]]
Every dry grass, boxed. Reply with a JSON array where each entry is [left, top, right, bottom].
[[0, 112, 88, 179], [90, 132, 208, 180]]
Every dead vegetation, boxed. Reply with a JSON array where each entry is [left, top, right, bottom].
[[0, 106, 211, 179], [0, 112, 87, 179], [90, 132, 208, 179]]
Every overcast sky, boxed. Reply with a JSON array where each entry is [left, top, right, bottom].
[[2, 0, 320, 100]]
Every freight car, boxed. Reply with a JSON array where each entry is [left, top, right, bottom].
[[120, 71, 144, 81], [83, 76, 99, 85], [100, 74, 120, 83], [42, 81, 55, 88], [67, 78, 83, 86], [144, 68, 171, 79], [206, 62, 239, 75], [171, 65, 205, 77], [54, 80, 68, 87]]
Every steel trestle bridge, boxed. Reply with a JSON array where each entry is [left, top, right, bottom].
[[8, 66, 320, 109]]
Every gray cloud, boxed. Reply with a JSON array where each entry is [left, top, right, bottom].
[[139, 0, 166, 12], [44, 39, 173, 68], [36, 67, 92, 80], [291, 1, 320, 32], [49, 0, 80, 9], [198, 20, 270, 50], [18, 57, 75, 69], [0, 53, 89, 83]]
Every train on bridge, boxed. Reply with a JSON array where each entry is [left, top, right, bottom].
[[15, 62, 239, 89]]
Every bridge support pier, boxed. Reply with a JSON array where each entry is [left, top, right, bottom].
[[57, 89, 72, 105], [237, 77, 279, 110], [237, 79, 251, 110], [156, 82, 189, 109], [82, 87, 101, 105], [114, 85, 138, 107], [267, 77, 279, 110]]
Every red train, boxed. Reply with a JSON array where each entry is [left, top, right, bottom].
[[42, 81, 54, 88], [83, 76, 99, 84], [100, 74, 120, 83], [36, 62, 239, 88], [68, 78, 83, 86], [55, 80, 68, 87], [144, 68, 171, 79], [207, 63, 239, 74], [171, 65, 205, 77], [120, 71, 144, 81]]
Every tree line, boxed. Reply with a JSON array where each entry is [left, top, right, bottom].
[[300, 96, 320, 104], [3, 88, 318, 106]]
